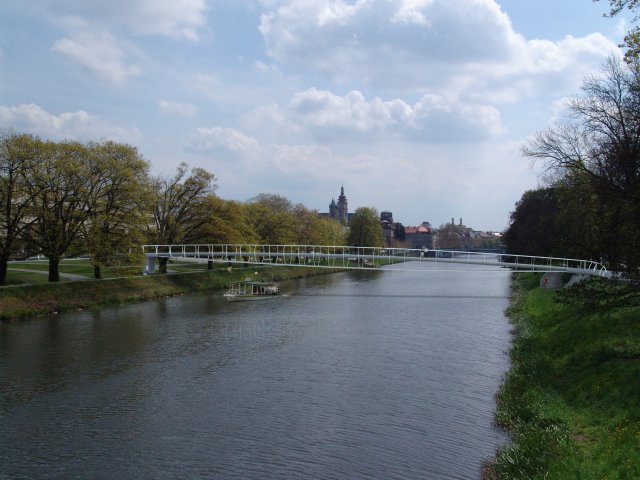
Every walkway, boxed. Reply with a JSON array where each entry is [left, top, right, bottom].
[[142, 244, 609, 277], [7, 267, 89, 282]]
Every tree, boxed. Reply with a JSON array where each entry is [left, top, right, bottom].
[[196, 196, 258, 244], [311, 214, 346, 246], [347, 207, 383, 247], [291, 204, 345, 245], [596, 0, 640, 62], [523, 57, 640, 275], [250, 193, 293, 212], [394, 223, 406, 242], [22, 140, 93, 282], [437, 223, 463, 249], [245, 194, 296, 244], [0, 131, 45, 285], [83, 141, 153, 279], [149, 163, 216, 273], [502, 188, 561, 257]]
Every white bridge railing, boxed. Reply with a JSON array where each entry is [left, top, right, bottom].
[[142, 244, 609, 277]]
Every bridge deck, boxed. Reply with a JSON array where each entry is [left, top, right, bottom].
[[142, 244, 608, 277]]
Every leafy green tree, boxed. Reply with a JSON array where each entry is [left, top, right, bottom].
[[0, 131, 45, 285], [22, 140, 93, 282], [245, 194, 296, 244], [503, 188, 561, 257], [196, 196, 258, 244], [291, 204, 345, 245], [553, 171, 605, 261], [83, 141, 153, 279], [312, 214, 346, 246], [250, 193, 293, 212], [149, 162, 217, 273], [347, 207, 383, 247]]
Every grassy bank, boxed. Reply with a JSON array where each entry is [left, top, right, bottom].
[[0, 265, 336, 322], [484, 274, 640, 479]]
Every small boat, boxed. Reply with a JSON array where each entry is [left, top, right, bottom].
[[224, 280, 281, 302]]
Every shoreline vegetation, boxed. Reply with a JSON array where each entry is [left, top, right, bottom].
[[0, 264, 340, 323], [484, 273, 639, 479]]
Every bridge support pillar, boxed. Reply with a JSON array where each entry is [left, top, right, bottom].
[[540, 272, 562, 289], [145, 254, 156, 275]]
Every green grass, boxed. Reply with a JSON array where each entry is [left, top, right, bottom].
[[8, 259, 103, 283], [0, 263, 341, 321], [5, 258, 224, 285], [484, 274, 640, 479]]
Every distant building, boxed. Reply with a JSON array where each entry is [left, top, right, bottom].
[[381, 211, 393, 223], [380, 211, 395, 246], [436, 218, 503, 250], [329, 186, 349, 225], [404, 224, 434, 249], [329, 198, 338, 220]]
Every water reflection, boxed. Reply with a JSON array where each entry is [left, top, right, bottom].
[[1, 266, 511, 479]]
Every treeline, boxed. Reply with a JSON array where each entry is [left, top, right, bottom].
[[0, 131, 346, 284], [503, 57, 640, 279]]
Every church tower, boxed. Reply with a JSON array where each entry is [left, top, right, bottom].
[[329, 198, 338, 219], [337, 185, 348, 225]]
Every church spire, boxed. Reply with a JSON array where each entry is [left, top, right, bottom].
[[337, 185, 348, 225]]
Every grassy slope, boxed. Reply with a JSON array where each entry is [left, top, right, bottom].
[[485, 274, 640, 479], [0, 266, 334, 322]]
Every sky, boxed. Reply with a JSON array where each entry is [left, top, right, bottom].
[[0, 0, 630, 231]]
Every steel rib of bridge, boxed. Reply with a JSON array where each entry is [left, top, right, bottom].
[[142, 244, 608, 277]]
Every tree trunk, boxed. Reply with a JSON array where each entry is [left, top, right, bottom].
[[0, 257, 8, 286], [94, 264, 102, 279], [159, 257, 168, 274], [48, 256, 60, 282]]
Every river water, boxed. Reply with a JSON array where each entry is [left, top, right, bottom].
[[0, 265, 512, 479]]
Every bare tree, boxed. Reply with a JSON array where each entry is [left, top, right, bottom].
[[149, 163, 216, 273], [523, 57, 640, 274]]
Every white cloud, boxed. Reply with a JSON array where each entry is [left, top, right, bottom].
[[189, 125, 374, 176], [0, 103, 139, 142], [52, 31, 142, 85], [392, 0, 433, 26], [43, 0, 207, 40], [259, 0, 515, 77], [246, 88, 503, 142], [258, 0, 618, 98], [190, 127, 261, 157], [289, 89, 410, 131], [254, 60, 282, 76], [158, 99, 197, 117], [193, 74, 225, 101]]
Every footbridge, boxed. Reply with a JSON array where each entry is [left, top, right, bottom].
[[142, 244, 608, 277]]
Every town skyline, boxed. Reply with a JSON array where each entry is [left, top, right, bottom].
[[323, 184, 506, 233]]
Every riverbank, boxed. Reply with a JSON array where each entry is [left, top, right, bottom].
[[484, 274, 640, 479], [0, 266, 336, 322]]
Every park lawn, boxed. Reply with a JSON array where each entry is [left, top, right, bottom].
[[0, 264, 338, 321], [4, 257, 279, 286], [7, 261, 89, 285]]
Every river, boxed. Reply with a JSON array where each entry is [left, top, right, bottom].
[[0, 265, 512, 479]]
